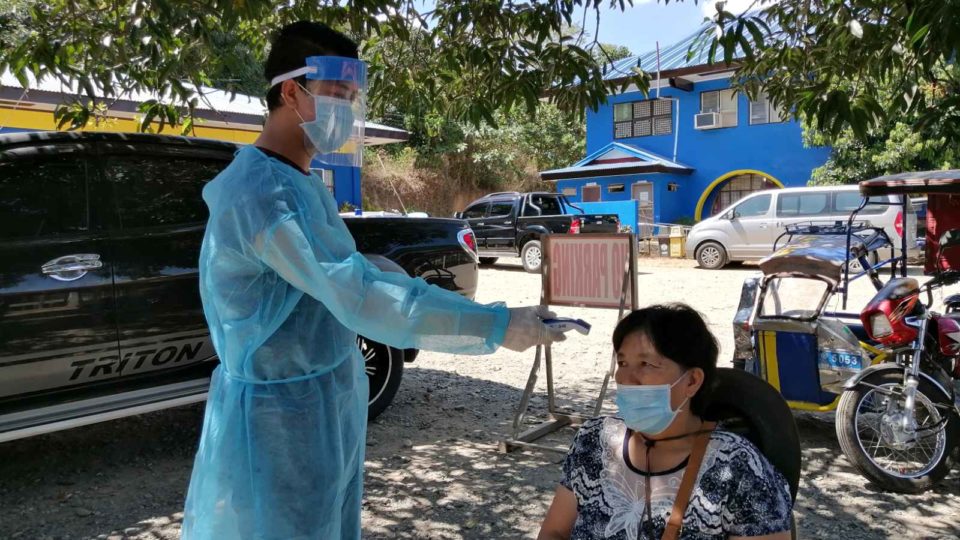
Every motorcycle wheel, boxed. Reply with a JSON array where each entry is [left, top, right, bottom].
[[836, 369, 958, 493]]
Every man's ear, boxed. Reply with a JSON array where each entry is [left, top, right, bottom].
[[279, 79, 301, 109]]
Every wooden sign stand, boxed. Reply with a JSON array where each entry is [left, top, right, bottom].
[[499, 234, 638, 454]]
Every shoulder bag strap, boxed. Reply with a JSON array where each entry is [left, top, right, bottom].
[[661, 422, 716, 540]]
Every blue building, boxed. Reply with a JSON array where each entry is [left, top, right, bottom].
[[540, 28, 831, 232]]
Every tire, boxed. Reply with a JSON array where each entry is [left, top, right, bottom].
[[478, 257, 498, 266], [695, 241, 728, 269], [520, 240, 542, 273], [836, 369, 959, 493], [358, 336, 404, 421]]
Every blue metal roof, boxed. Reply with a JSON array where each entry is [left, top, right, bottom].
[[540, 142, 692, 181], [600, 18, 769, 81]]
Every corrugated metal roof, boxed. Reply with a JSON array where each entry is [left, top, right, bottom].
[[540, 142, 692, 180], [1, 70, 408, 136], [599, 18, 774, 81], [541, 160, 688, 176], [1, 70, 266, 116]]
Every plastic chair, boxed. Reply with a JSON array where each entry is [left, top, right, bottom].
[[702, 367, 802, 537]]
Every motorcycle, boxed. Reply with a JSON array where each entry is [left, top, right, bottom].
[[836, 172, 960, 493]]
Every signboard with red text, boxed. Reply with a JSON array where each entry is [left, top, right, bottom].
[[542, 234, 637, 309]]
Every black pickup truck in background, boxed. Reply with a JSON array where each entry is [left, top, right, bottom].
[[0, 131, 482, 442], [454, 192, 621, 272]]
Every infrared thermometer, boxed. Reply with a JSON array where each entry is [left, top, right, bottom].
[[542, 318, 592, 335]]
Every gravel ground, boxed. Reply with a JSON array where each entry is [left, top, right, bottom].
[[1, 257, 959, 539]]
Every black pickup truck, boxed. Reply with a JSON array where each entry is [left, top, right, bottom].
[[454, 192, 621, 272], [0, 131, 481, 442]]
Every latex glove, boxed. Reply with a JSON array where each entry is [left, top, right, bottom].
[[502, 305, 567, 352]]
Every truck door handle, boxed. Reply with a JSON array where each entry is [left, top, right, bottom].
[[476, 222, 485, 226], [42, 254, 103, 282], [503, 221, 512, 225]]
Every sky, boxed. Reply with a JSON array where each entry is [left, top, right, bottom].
[[415, 0, 762, 59]]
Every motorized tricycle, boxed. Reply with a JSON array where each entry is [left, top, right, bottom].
[[731, 222, 896, 413], [834, 171, 960, 493], [733, 170, 960, 493]]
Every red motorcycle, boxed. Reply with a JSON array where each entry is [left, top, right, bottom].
[[836, 173, 960, 492]]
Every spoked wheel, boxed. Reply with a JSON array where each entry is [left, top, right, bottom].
[[836, 369, 958, 493], [358, 336, 404, 421]]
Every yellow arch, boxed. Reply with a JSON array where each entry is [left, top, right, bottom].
[[694, 169, 785, 221]]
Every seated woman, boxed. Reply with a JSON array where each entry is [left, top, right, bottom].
[[539, 304, 792, 540]]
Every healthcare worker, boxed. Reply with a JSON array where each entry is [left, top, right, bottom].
[[181, 21, 564, 540]]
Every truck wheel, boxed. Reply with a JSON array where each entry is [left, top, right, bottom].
[[358, 336, 404, 421], [696, 241, 728, 269], [521, 240, 543, 273], [479, 257, 498, 266]]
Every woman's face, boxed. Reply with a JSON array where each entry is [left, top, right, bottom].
[[615, 330, 703, 412]]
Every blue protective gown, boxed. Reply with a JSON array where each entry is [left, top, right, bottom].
[[181, 146, 509, 539]]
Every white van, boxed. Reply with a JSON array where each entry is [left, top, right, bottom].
[[685, 185, 917, 269]]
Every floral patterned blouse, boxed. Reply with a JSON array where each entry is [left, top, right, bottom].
[[560, 416, 792, 539]]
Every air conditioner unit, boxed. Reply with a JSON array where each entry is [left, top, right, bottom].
[[695, 112, 721, 130]]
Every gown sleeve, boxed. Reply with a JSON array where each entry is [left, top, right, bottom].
[[252, 194, 510, 355]]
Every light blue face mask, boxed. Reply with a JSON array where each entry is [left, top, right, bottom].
[[294, 85, 355, 155], [615, 372, 690, 435]]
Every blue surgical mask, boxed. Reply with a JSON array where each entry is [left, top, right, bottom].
[[615, 372, 689, 435], [294, 85, 355, 155]]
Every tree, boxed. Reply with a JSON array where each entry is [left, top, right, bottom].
[[0, 0, 32, 50], [805, 122, 957, 186], [458, 103, 587, 190], [686, 0, 960, 143], [592, 43, 633, 66], [1, 1, 649, 132]]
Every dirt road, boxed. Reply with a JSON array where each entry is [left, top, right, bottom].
[[1, 258, 958, 539]]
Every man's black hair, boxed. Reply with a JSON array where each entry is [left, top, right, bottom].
[[612, 303, 719, 416], [264, 21, 359, 111]]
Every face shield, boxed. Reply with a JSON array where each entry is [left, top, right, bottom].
[[271, 56, 367, 168]]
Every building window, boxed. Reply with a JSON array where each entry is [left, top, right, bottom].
[[749, 94, 785, 125], [710, 173, 776, 216], [700, 89, 738, 128], [608, 183, 625, 193], [561, 187, 577, 196], [614, 98, 672, 139]]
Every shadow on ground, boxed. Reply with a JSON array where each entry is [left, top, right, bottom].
[[791, 413, 960, 540], [1, 366, 958, 539]]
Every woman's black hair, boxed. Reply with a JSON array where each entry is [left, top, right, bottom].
[[612, 303, 719, 416], [263, 21, 359, 111]]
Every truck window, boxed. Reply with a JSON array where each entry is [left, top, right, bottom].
[[462, 203, 488, 219], [488, 201, 515, 218], [777, 192, 829, 217], [0, 157, 89, 239], [104, 156, 225, 229], [527, 195, 563, 216]]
